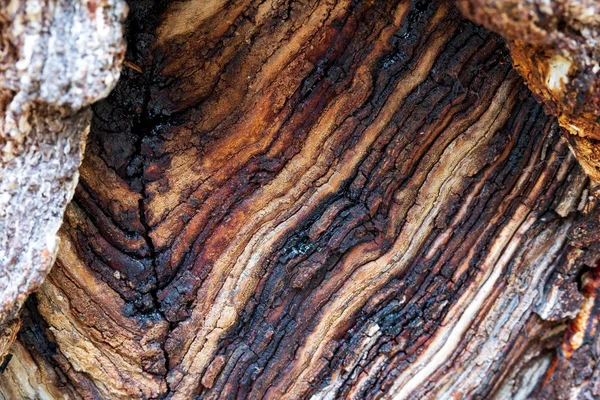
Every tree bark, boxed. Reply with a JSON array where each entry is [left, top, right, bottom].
[[457, 0, 600, 181], [1, 0, 600, 399], [0, 0, 126, 357]]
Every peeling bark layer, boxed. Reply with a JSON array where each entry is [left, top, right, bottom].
[[1, 0, 599, 399], [0, 0, 127, 356]]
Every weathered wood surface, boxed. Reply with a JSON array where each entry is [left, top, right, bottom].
[[0, 0, 127, 357], [2, 0, 600, 399], [458, 0, 600, 181]]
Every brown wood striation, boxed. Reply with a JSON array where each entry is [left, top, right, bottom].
[[2, 0, 600, 399]]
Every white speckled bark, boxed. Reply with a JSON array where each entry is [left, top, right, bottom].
[[0, 0, 127, 355]]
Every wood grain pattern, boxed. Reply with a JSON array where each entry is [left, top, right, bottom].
[[1, 0, 599, 399], [457, 0, 600, 180]]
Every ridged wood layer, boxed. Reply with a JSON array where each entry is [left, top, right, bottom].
[[1, 1, 598, 399]]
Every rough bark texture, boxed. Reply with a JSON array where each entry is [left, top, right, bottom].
[[457, 0, 600, 180], [2, 0, 600, 399], [0, 0, 127, 357]]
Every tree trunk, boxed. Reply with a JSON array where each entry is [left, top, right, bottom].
[[1, 0, 600, 399]]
